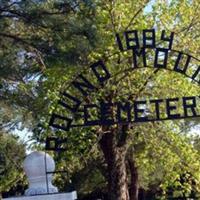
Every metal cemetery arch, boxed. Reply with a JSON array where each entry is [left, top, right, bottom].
[[49, 29, 200, 134], [43, 29, 200, 193]]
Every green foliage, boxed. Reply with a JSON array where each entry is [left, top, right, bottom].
[[0, 131, 26, 193], [1, 0, 200, 199]]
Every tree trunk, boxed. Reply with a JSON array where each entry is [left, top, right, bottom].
[[128, 157, 139, 200], [99, 128, 129, 200]]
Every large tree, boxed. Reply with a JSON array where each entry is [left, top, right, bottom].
[[47, 1, 200, 199], [1, 0, 200, 200]]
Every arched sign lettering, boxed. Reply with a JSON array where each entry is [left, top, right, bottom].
[[47, 29, 200, 151]]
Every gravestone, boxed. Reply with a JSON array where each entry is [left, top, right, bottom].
[[3, 151, 77, 200]]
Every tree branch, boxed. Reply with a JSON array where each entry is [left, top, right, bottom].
[[125, 0, 151, 31], [0, 33, 37, 49]]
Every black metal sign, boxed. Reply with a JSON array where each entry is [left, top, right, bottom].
[[47, 29, 200, 150]]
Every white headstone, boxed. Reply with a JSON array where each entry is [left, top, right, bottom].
[[23, 151, 58, 196], [3, 151, 77, 200]]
